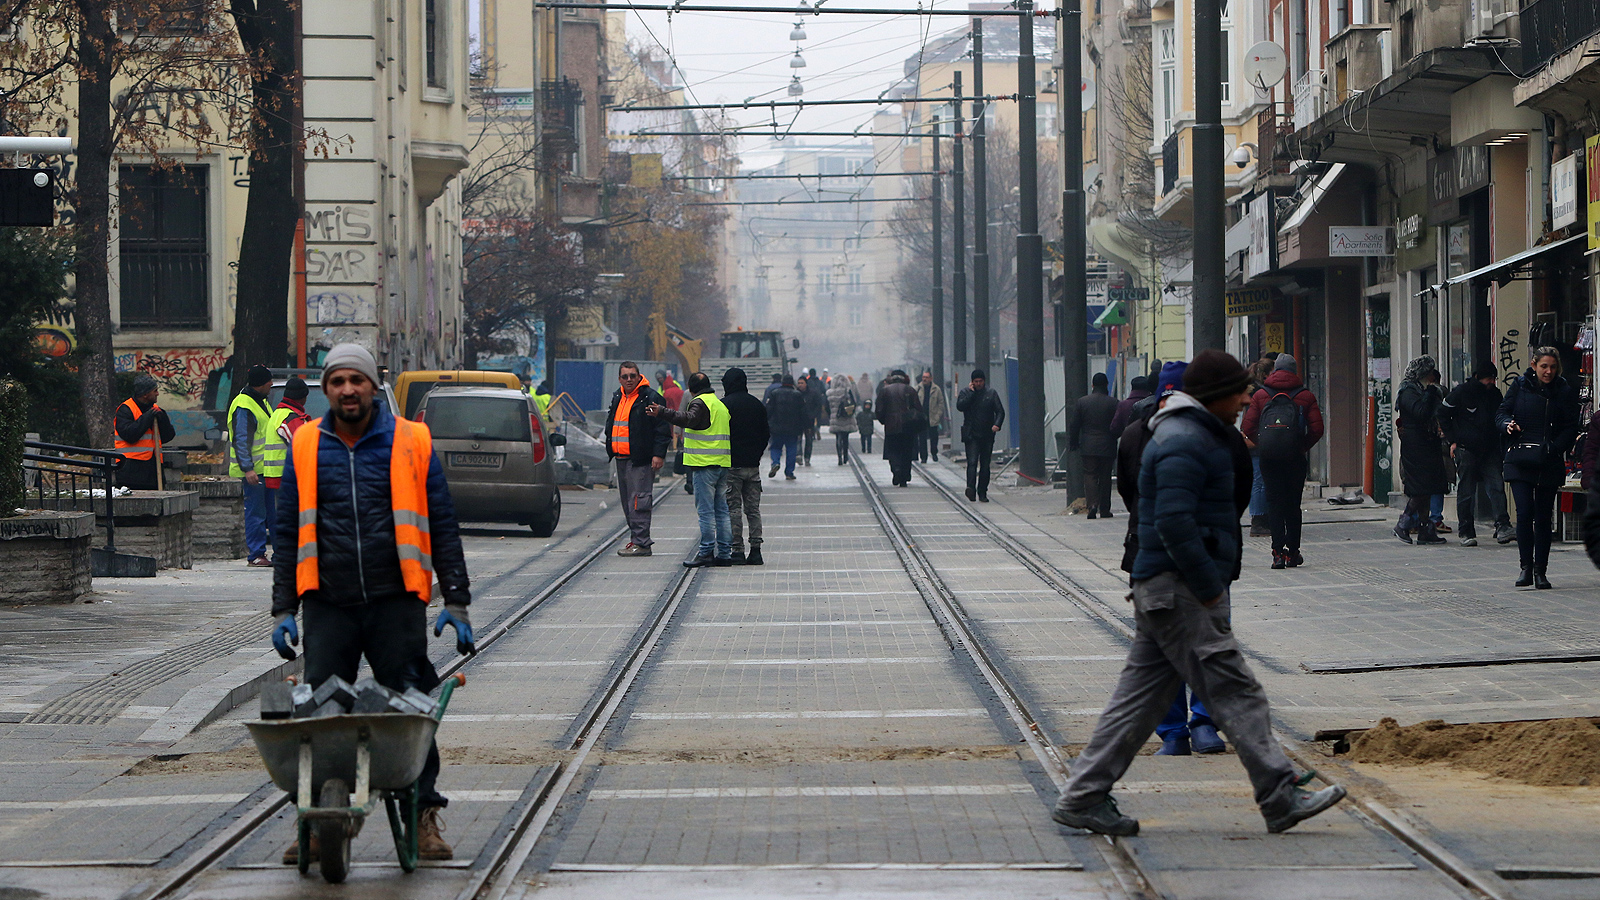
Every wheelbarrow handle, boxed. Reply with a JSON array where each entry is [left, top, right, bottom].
[[434, 673, 466, 718]]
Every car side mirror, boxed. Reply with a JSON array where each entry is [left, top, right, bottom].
[[548, 433, 567, 447], [204, 428, 223, 441], [791, 338, 800, 349]]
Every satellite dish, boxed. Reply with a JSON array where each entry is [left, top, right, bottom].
[[1243, 41, 1287, 92], [1081, 76, 1096, 112]]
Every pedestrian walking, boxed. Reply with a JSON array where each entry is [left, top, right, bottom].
[[875, 370, 923, 487], [261, 376, 313, 493], [915, 370, 948, 462], [855, 400, 876, 454], [1440, 362, 1512, 546], [1392, 356, 1449, 546], [1051, 349, 1346, 837], [857, 372, 874, 404], [1498, 347, 1581, 588], [719, 368, 770, 566], [270, 343, 472, 863], [827, 374, 860, 465], [1071, 372, 1120, 518], [649, 372, 733, 567], [1108, 375, 1151, 440], [765, 374, 808, 479], [1241, 354, 1324, 568], [1245, 355, 1276, 536], [112, 373, 175, 491], [956, 369, 1005, 502], [764, 372, 783, 400], [228, 364, 277, 567], [803, 369, 828, 467], [603, 363, 672, 557]]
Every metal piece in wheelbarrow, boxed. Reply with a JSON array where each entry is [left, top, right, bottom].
[[246, 713, 439, 798]]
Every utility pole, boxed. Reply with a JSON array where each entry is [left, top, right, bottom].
[[1014, 0, 1045, 482], [971, 19, 990, 378], [952, 74, 967, 368], [1059, 0, 1086, 498], [1192, 0, 1225, 351], [931, 117, 944, 389]]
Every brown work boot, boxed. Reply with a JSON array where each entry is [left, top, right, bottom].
[[417, 806, 453, 860], [281, 831, 320, 865]]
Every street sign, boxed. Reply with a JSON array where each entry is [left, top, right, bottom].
[[1105, 286, 1148, 303], [1225, 287, 1274, 317], [0, 169, 54, 226]]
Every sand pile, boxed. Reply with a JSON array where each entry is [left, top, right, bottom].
[[1348, 717, 1600, 786]]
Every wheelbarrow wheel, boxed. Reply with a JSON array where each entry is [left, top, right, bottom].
[[317, 778, 353, 884]]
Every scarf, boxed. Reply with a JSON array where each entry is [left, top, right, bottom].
[[1400, 355, 1436, 389]]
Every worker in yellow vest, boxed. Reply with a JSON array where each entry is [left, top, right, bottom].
[[269, 343, 473, 864], [227, 364, 276, 567], [112, 373, 174, 490], [647, 372, 732, 567], [260, 377, 312, 491]]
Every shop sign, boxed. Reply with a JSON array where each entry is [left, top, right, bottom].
[[1428, 145, 1490, 224], [1329, 226, 1393, 256], [1552, 152, 1579, 230], [1247, 194, 1274, 278], [1225, 287, 1274, 317], [1587, 134, 1600, 251], [1397, 214, 1422, 248], [1262, 322, 1286, 354], [1106, 286, 1149, 303]]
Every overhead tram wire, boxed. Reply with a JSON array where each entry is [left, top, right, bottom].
[[687, 197, 928, 206], [614, 94, 1012, 112], [539, 2, 1045, 15], [663, 170, 942, 180]]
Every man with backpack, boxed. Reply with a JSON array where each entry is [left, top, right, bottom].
[[1241, 355, 1323, 569]]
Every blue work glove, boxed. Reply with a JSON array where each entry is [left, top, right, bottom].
[[271, 612, 299, 661], [434, 604, 476, 656]]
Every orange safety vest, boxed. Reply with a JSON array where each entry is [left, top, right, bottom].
[[611, 389, 639, 456], [112, 398, 162, 462], [292, 417, 435, 603]]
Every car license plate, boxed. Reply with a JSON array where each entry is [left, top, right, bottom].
[[449, 452, 503, 469]]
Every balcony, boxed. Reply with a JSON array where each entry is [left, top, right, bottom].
[[1161, 130, 1179, 196], [1292, 70, 1329, 132], [1519, 0, 1600, 75]]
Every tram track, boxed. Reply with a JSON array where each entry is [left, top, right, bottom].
[[901, 458, 1509, 900], [134, 478, 695, 900]]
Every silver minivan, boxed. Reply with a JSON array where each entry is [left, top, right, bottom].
[[415, 386, 566, 536]]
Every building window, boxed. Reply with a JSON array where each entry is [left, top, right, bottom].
[[118, 165, 209, 330], [819, 270, 833, 293], [1219, 33, 1231, 104], [1156, 23, 1176, 139], [849, 305, 864, 327], [425, 0, 445, 90], [848, 269, 863, 294]]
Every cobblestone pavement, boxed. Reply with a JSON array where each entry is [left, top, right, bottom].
[[0, 455, 1595, 899]]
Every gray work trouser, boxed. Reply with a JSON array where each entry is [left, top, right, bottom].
[[616, 458, 655, 547], [726, 466, 763, 552], [1057, 571, 1298, 821]]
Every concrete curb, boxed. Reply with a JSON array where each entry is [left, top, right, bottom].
[[137, 649, 303, 744]]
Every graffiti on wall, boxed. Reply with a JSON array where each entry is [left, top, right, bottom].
[[307, 288, 377, 326], [33, 304, 77, 358], [114, 348, 229, 403], [305, 204, 374, 243], [307, 246, 373, 283]]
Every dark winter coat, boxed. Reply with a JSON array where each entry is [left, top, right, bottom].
[[955, 386, 1005, 443], [1116, 395, 1158, 573], [1070, 389, 1120, 458], [1395, 381, 1447, 498], [803, 379, 829, 430], [1439, 378, 1505, 459], [765, 385, 810, 437], [1130, 393, 1249, 601], [1240, 370, 1325, 453], [271, 404, 470, 616], [722, 385, 772, 469], [1109, 388, 1151, 438], [603, 382, 673, 465], [875, 376, 924, 436], [1583, 414, 1600, 491], [113, 397, 176, 490], [1496, 370, 1581, 489]]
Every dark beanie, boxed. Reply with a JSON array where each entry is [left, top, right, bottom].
[[1130, 375, 1150, 392], [248, 364, 273, 387], [722, 367, 748, 392], [1473, 361, 1498, 380], [1182, 350, 1250, 403], [1092, 372, 1108, 389], [782, 374, 795, 387], [971, 368, 986, 381], [132, 372, 158, 397], [283, 376, 309, 401]]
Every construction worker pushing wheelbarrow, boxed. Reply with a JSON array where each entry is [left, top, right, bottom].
[[268, 343, 476, 865]]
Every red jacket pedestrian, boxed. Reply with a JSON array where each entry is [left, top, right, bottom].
[[1241, 362, 1325, 452]]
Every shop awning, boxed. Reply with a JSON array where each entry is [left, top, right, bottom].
[[1445, 234, 1586, 287], [1093, 301, 1128, 327], [1278, 164, 1347, 234]]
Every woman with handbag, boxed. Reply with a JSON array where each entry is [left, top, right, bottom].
[[826, 376, 860, 465], [1497, 347, 1582, 588], [1393, 356, 1449, 545]]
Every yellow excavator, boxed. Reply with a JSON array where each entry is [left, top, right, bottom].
[[650, 313, 703, 375]]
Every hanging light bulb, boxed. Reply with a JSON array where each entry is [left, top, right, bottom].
[[789, 20, 807, 41], [790, 49, 807, 68], [796, 0, 812, 12], [788, 75, 804, 96]]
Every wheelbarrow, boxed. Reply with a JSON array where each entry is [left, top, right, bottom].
[[245, 673, 466, 883]]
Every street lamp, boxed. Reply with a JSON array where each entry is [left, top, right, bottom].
[[788, 75, 804, 96]]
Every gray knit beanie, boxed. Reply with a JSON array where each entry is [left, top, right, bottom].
[[321, 343, 380, 386]]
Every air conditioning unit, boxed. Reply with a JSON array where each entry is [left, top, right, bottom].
[[1469, 0, 1515, 37]]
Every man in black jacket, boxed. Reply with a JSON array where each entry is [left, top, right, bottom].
[[800, 370, 828, 467], [603, 363, 673, 556], [1072, 372, 1120, 518], [270, 343, 473, 863], [1440, 361, 1511, 546], [765, 375, 808, 480], [720, 368, 771, 565], [956, 369, 1005, 501]]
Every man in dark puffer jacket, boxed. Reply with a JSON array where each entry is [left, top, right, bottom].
[[1053, 350, 1345, 838], [270, 344, 471, 864]]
